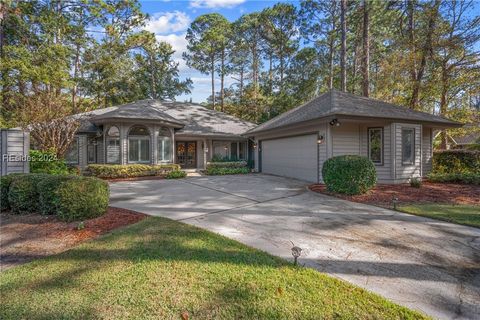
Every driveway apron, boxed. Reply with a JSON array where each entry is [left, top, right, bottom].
[[110, 174, 480, 320]]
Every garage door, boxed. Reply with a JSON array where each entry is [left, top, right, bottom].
[[261, 134, 317, 182]]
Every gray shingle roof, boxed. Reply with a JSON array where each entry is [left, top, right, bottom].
[[247, 90, 462, 134], [452, 130, 480, 145], [92, 100, 184, 125], [76, 100, 256, 137]]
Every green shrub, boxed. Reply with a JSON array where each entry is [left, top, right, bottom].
[[211, 155, 243, 162], [85, 164, 181, 179], [428, 172, 480, 185], [0, 173, 25, 211], [409, 177, 422, 188], [8, 174, 48, 214], [206, 161, 247, 169], [165, 170, 187, 179], [206, 167, 250, 175], [29, 150, 70, 175], [37, 175, 75, 215], [432, 150, 479, 174], [322, 155, 377, 195], [55, 177, 109, 221]]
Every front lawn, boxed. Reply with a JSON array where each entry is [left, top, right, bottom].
[[398, 204, 480, 228], [0, 217, 426, 319]]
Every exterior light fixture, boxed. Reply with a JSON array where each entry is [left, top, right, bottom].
[[329, 119, 341, 127], [317, 135, 324, 144], [392, 195, 399, 210], [253, 143, 257, 149], [224, 146, 228, 150], [290, 241, 302, 266]]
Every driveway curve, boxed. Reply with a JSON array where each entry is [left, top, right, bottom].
[[110, 174, 480, 320]]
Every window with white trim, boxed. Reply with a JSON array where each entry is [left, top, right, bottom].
[[368, 128, 383, 164], [65, 137, 79, 164], [128, 125, 150, 163], [402, 128, 415, 165], [158, 127, 172, 162], [106, 126, 120, 164]]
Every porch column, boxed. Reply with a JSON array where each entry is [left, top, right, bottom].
[[203, 138, 207, 169]]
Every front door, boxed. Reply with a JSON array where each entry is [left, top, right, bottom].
[[176, 141, 196, 168]]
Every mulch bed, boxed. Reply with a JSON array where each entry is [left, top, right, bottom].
[[309, 182, 480, 208], [0, 207, 146, 271]]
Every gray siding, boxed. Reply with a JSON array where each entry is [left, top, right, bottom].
[[318, 123, 328, 182], [331, 123, 361, 156], [359, 122, 393, 183], [1, 129, 29, 176], [96, 140, 104, 164], [393, 123, 422, 181], [78, 135, 87, 169], [422, 127, 433, 176]]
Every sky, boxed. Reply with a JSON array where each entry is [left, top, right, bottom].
[[139, 0, 298, 103], [138, 0, 480, 103]]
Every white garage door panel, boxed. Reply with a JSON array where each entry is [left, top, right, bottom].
[[262, 135, 317, 182]]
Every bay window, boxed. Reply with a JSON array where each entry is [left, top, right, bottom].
[[128, 125, 150, 163]]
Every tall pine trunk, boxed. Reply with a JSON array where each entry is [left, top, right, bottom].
[[328, 1, 336, 90], [439, 61, 449, 149], [211, 54, 216, 110], [409, 0, 440, 110], [340, 0, 347, 92], [220, 48, 225, 112], [362, 0, 369, 97]]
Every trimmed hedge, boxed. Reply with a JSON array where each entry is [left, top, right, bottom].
[[8, 174, 48, 214], [206, 167, 250, 175], [29, 150, 70, 175], [428, 172, 480, 185], [37, 175, 73, 215], [206, 161, 247, 169], [55, 177, 109, 222], [2, 174, 109, 221], [322, 155, 377, 195], [165, 170, 187, 179], [0, 173, 25, 211], [432, 150, 479, 174], [85, 164, 181, 179]]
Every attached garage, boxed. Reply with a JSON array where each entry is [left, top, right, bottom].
[[260, 134, 318, 182]]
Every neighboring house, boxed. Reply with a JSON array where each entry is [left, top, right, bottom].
[[67, 100, 256, 169], [444, 125, 480, 150], [245, 90, 462, 183]]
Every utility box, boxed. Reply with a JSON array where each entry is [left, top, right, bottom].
[[0, 129, 30, 176]]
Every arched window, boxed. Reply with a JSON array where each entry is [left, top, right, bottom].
[[128, 125, 150, 163], [106, 126, 120, 163], [158, 127, 172, 162]]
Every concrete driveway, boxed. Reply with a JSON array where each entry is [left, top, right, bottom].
[[110, 174, 480, 319]]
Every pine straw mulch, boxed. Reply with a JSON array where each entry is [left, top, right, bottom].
[[308, 182, 480, 209], [0, 207, 146, 271]]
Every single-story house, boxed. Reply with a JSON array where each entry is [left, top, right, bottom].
[[245, 90, 462, 184], [67, 90, 461, 184], [67, 100, 256, 169]]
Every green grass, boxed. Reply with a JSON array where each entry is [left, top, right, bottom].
[[399, 204, 480, 228], [0, 217, 427, 319]]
